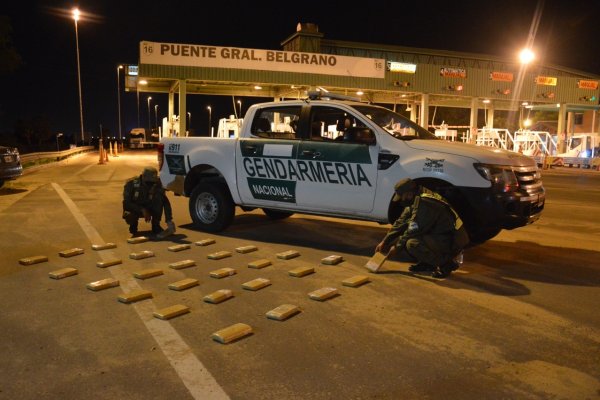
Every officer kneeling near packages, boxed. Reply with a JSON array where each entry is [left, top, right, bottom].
[[375, 178, 468, 278], [122, 167, 175, 239]]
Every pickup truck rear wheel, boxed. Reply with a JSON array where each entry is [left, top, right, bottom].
[[262, 208, 294, 220], [189, 183, 234, 232]]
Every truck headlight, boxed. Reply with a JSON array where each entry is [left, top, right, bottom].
[[474, 163, 519, 193]]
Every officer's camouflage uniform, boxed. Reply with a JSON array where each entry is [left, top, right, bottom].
[[122, 174, 173, 234], [381, 191, 456, 269]]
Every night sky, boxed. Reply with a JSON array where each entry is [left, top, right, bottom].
[[2, 0, 599, 142]]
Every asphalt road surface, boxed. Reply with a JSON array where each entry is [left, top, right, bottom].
[[1, 151, 598, 400]]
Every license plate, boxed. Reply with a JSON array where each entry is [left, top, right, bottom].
[[3, 155, 13, 163]]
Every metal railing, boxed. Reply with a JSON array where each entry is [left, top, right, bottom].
[[20, 146, 94, 168]]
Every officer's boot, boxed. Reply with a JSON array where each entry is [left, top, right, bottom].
[[129, 221, 139, 236], [432, 260, 459, 278]]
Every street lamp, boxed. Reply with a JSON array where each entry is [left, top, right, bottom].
[[72, 8, 85, 144], [147, 96, 152, 133], [155, 104, 159, 130], [519, 48, 535, 64], [207, 106, 212, 136], [56, 133, 63, 152], [116, 65, 123, 141], [237, 100, 242, 118], [187, 112, 192, 130]]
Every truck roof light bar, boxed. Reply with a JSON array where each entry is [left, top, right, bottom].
[[306, 90, 361, 102]]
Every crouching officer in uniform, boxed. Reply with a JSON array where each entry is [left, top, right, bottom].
[[122, 167, 176, 239], [375, 178, 468, 278]]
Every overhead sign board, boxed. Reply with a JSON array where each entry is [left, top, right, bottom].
[[489, 71, 513, 82], [387, 61, 417, 73], [127, 65, 138, 76], [440, 67, 466, 78], [535, 76, 557, 86], [578, 79, 599, 90], [140, 41, 385, 79]]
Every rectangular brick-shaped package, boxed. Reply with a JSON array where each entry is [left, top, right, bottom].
[[211, 323, 253, 344], [129, 251, 155, 260], [248, 259, 271, 269], [169, 259, 196, 270], [321, 255, 343, 265], [168, 278, 199, 291], [133, 268, 163, 280], [19, 255, 48, 266], [266, 304, 301, 321], [153, 304, 190, 320], [86, 278, 119, 291], [203, 289, 233, 304], [92, 243, 117, 251], [342, 275, 370, 287], [308, 287, 338, 301], [49, 267, 78, 279], [96, 259, 122, 268], [168, 244, 191, 252], [118, 289, 153, 303], [236, 245, 258, 254], [242, 278, 271, 291], [288, 266, 314, 277], [277, 250, 300, 260], [127, 236, 149, 244], [210, 267, 236, 279], [195, 239, 216, 246], [59, 248, 84, 258], [207, 251, 231, 260]]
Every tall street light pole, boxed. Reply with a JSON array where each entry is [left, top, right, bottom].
[[155, 104, 159, 131], [56, 133, 63, 152], [187, 112, 192, 130], [72, 8, 85, 145], [116, 65, 123, 142], [207, 106, 212, 137], [147, 96, 152, 133], [237, 100, 242, 118]]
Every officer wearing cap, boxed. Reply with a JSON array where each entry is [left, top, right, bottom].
[[375, 178, 463, 278], [122, 166, 175, 239]]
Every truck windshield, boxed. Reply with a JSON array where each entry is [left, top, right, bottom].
[[351, 105, 438, 140]]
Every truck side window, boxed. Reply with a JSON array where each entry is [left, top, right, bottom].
[[309, 106, 368, 143], [250, 106, 301, 140]]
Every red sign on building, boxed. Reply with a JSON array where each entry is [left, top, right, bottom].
[[489, 71, 513, 82], [440, 67, 466, 78], [578, 80, 599, 90]]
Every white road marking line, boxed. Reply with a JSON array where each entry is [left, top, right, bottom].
[[52, 182, 229, 400]]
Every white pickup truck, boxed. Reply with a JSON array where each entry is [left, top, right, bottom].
[[158, 92, 545, 244]]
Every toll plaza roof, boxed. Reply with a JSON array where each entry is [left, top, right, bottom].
[[133, 23, 600, 112]]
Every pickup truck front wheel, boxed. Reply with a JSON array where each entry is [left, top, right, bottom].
[[189, 183, 234, 232], [262, 208, 294, 220]]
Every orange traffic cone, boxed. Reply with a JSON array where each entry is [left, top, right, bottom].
[[98, 143, 105, 165], [109, 142, 113, 157], [104, 143, 109, 162]]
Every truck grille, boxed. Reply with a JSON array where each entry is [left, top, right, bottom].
[[514, 166, 544, 195]]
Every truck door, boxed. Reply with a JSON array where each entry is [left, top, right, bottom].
[[295, 105, 378, 213], [236, 106, 302, 206]]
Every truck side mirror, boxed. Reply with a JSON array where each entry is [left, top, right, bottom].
[[344, 127, 376, 145]]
